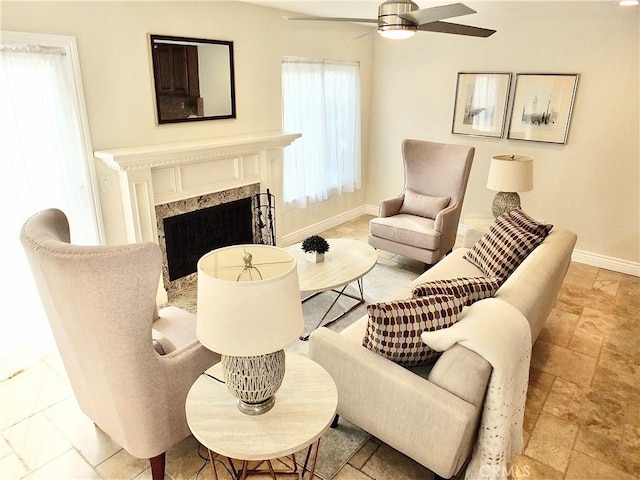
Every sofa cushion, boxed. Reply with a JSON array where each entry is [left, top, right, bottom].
[[463, 211, 549, 282], [508, 208, 553, 237], [399, 189, 451, 220], [370, 215, 441, 250], [412, 277, 500, 306], [362, 294, 465, 367]]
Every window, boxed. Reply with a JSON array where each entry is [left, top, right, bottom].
[[282, 58, 361, 208], [0, 32, 101, 379]]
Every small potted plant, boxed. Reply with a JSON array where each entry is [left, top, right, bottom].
[[301, 235, 330, 263]]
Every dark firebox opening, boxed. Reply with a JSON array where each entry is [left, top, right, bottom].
[[163, 197, 253, 281]]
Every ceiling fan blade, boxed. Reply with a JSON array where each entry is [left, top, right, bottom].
[[418, 21, 496, 37], [399, 3, 475, 26], [284, 15, 378, 24], [354, 28, 378, 40]]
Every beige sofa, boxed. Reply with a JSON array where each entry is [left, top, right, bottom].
[[308, 228, 577, 479]]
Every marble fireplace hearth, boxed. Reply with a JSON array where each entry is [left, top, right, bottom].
[[156, 183, 259, 293]]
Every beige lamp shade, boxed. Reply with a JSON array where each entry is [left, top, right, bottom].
[[196, 244, 303, 357], [486, 155, 534, 193]]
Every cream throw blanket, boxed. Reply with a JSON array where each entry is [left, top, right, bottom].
[[421, 298, 531, 480]]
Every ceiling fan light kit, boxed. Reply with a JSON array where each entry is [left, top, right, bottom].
[[377, 0, 419, 39], [286, 1, 496, 39]]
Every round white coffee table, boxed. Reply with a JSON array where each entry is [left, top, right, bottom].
[[283, 238, 377, 340], [186, 354, 338, 480]]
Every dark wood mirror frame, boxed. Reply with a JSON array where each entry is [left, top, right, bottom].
[[150, 34, 236, 124]]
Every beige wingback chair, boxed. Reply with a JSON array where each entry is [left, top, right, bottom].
[[369, 139, 475, 265], [20, 208, 218, 480]]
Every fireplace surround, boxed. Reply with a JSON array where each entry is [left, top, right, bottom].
[[94, 132, 300, 302], [156, 184, 259, 291]]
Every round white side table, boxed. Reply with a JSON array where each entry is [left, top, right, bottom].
[[186, 353, 338, 479]]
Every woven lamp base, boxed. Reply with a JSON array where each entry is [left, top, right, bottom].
[[222, 350, 286, 415], [492, 191, 521, 218]]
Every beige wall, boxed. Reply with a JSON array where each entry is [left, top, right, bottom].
[[367, 2, 639, 269], [1, 0, 373, 241], [3, 1, 639, 270]]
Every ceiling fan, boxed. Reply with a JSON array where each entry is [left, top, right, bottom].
[[285, 1, 496, 40]]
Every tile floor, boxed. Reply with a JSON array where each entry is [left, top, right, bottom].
[[1, 215, 638, 480]]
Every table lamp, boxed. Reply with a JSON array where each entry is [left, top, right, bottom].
[[197, 244, 303, 415], [486, 154, 533, 217]]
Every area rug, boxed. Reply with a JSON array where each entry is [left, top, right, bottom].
[[163, 259, 419, 479], [294, 417, 370, 480]]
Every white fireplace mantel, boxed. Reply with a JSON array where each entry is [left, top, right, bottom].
[[94, 132, 300, 304], [95, 131, 300, 245], [95, 132, 301, 173]]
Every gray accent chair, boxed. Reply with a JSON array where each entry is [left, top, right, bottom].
[[369, 139, 475, 265], [20, 208, 218, 480]]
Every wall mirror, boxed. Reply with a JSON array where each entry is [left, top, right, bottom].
[[150, 34, 236, 124]]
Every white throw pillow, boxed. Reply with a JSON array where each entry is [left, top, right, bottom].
[[399, 189, 450, 219]]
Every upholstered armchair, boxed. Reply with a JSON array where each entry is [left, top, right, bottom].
[[369, 139, 475, 265], [20, 208, 218, 480]]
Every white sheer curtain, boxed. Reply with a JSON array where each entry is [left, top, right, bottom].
[[0, 40, 100, 379], [282, 58, 361, 208]]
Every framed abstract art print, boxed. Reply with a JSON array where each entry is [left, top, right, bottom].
[[507, 73, 579, 144], [452, 72, 512, 138]]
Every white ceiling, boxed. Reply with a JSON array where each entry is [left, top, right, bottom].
[[234, 0, 600, 20]]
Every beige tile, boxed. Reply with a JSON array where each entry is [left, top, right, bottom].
[[578, 307, 626, 338], [538, 309, 579, 347], [554, 285, 585, 316], [595, 268, 634, 282], [525, 385, 547, 414], [0, 452, 29, 479], [95, 448, 148, 480], [530, 341, 597, 386], [592, 278, 619, 296], [528, 367, 555, 392], [360, 443, 434, 480], [620, 422, 640, 477], [568, 320, 603, 357], [22, 449, 101, 479], [333, 463, 374, 480], [166, 435, 210, 480], [0, 435, 13, 459], [2, 412, 72, 471], [543, 377, 626, 433], [508, 454, 564, 480], [564, 263, 598, 289], [523, 407, 540, 446], [44, 396, 121, 466], [565, 450, 636, 480], [574, 426, 622, 472], [41, 348, 68, 379], [348, 439, 379, 469], [590, 366, 640, 409], [334, 226, 356, 234], [524, 412, 578, 473], [0, 362, 73, 430], [597, 346, 639, 388]]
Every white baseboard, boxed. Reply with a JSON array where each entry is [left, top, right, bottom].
[[282, 206, 640, 277], [279, 205, 371, 246], [571, 250, 640, 277], [457, 224, 639, 277]]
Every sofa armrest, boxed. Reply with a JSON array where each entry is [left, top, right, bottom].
[[379, 195, 404, 218], [309, 327, 483, 478]]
